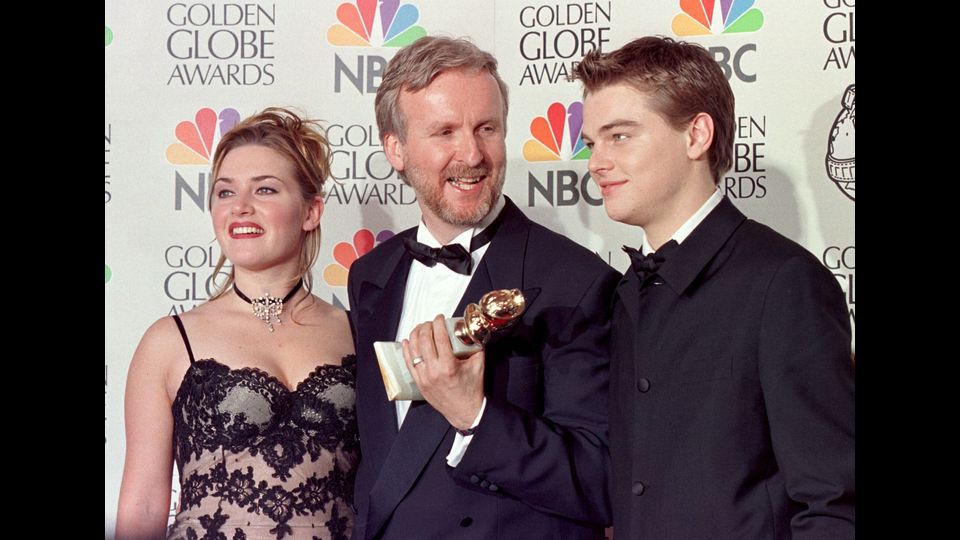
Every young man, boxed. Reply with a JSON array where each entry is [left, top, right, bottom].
[[574, 37, 855, 539], [347, 36, 619, 539]]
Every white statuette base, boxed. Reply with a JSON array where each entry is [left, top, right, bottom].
[[373, 318, 483, 401], [373, 341, 422, 401]]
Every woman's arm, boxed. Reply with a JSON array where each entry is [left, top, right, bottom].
[[115, 318, 179, 540]]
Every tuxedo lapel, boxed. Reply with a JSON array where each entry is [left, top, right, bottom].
[[364, 404, 451, 540], [354, 239, 412, 345], [455, 260, 494, 315], [657, 197, 747, 296], [479, 197, 528, 294], [353, 229, 415, 457], [466, 197, 541, 305]]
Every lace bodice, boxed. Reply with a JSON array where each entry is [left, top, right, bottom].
[[167, 356, 359, 540]]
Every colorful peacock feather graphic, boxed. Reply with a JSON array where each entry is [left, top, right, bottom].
[[672, 0, 764, 36], [522, 101, 591, 162], [323, 228, 395, 286], [327, 0, 426, 47], [165, 108, 241, 165]]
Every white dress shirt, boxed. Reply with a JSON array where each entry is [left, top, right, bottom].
[[393, 195, 505, 466]]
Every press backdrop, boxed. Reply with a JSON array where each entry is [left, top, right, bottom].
[[105, 1, 855, 534]]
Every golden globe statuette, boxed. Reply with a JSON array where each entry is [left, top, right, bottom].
[[374, 289, 526, 401]]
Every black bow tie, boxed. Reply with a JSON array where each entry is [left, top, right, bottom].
[[622, 240, 679, 281], [403, 239, 473, 274], [403, 207, 507, 275]]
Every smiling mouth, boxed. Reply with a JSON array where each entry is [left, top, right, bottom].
[[448, 176, 483, 190], [231, 226, 264, 236], [599, 180, 627, 195]]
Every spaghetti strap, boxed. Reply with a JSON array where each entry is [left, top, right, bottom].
[[171, 314, 196, 364]]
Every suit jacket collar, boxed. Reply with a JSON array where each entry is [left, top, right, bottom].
[[362, 226, 417, 292], [352, 228, 416, 449], [458, 196, 534, 308], [363, 195, 540, 539], [616, 196, 747, 322]]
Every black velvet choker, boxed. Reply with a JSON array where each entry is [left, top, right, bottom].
[[233, 278, 303, 332]]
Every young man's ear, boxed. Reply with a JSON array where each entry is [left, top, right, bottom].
[[686, 112, 715, 161]]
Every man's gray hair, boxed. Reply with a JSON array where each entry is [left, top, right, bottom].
[[374, 36, 509, 143]]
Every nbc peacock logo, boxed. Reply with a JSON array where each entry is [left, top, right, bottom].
[[522, 101, 591, 162], [327, 0, 426, 48], [323, 228, 396, 286], [672, 0, 764, 36], [165, 108, 241, 165]]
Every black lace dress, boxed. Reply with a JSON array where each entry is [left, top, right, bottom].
[[166, 315, 359, 540]]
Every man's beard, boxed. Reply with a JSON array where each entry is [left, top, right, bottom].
[[406, 163, 506, 227]]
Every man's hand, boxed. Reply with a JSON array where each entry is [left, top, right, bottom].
[[402, 315, 485, 430]]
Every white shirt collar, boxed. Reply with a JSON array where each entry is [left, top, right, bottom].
[[641, 188, 724, 255]]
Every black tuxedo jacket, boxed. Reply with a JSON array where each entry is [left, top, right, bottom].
[[347, 197, 620, 539], [610, 196, 855, 539]]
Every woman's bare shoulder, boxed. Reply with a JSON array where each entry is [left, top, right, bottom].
[[302, 295, 355, 360]]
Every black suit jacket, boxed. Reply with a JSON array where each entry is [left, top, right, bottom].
[[610, 196, 855, 540], [347, 197, 621, 539]]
